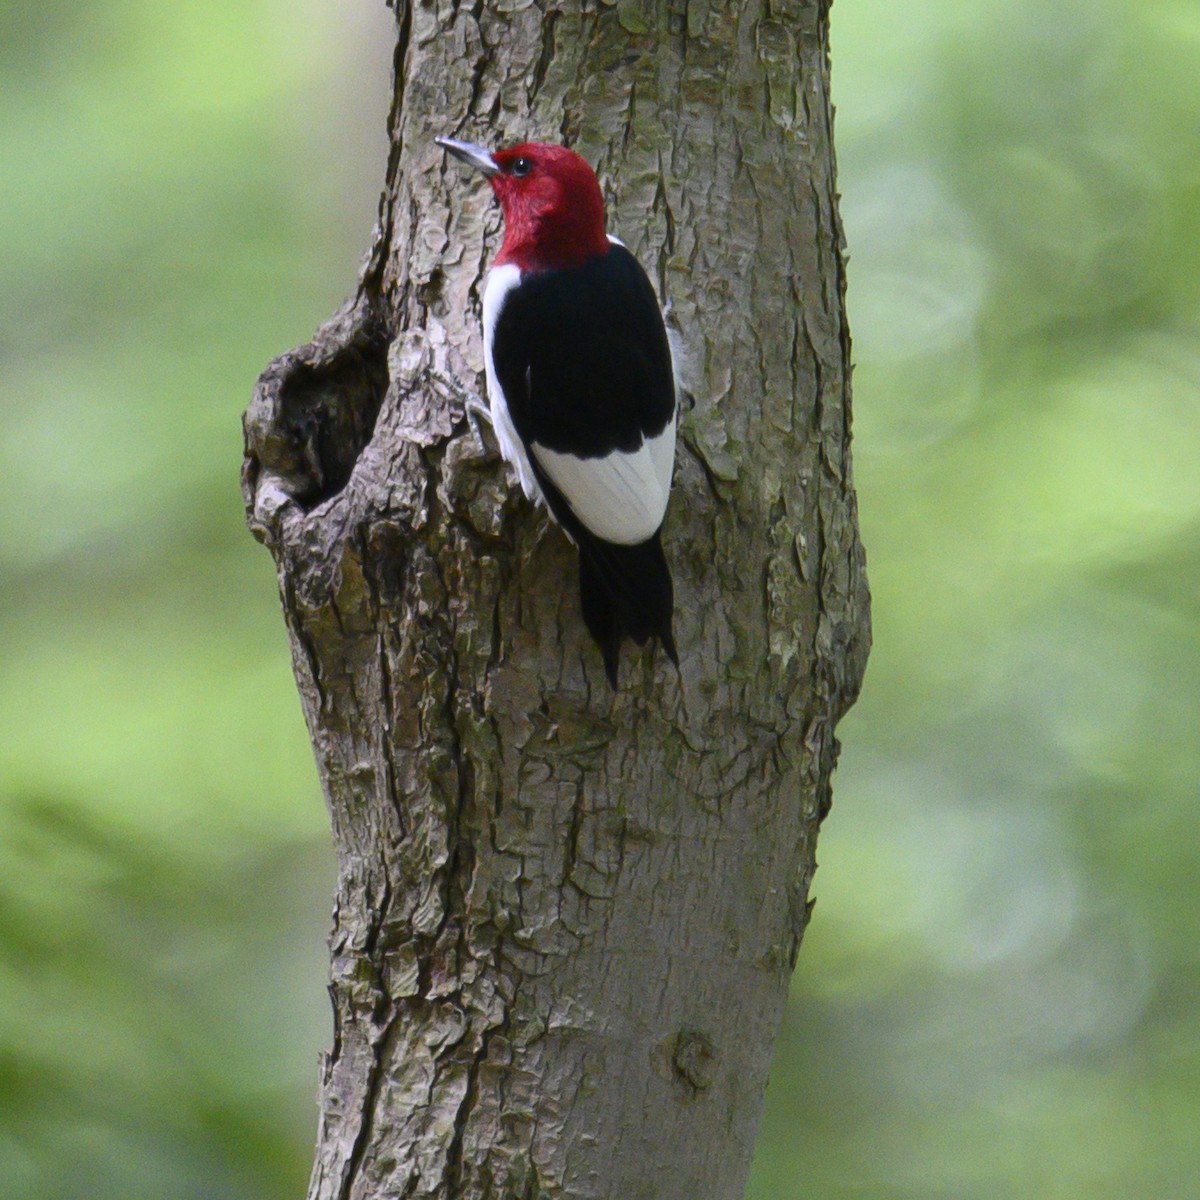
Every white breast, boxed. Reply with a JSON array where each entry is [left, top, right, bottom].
[[482, 264, 543, 504]]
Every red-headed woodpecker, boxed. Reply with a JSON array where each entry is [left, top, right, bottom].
[[436, 137, 678, 687]]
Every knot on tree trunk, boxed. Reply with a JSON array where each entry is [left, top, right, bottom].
[[240, 292, 522, 623], [242, 296, 390, 540]]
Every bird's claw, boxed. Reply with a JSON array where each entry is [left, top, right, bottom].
[[463, 393, 494, 455]]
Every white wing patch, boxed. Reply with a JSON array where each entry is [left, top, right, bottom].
[[482, 264, 543, 504], [532, 423, 675, 545]]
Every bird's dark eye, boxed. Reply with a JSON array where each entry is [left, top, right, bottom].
[[510, 157, 533, 178]]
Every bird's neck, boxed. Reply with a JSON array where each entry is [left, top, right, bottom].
[[495, 207, 609, 273]]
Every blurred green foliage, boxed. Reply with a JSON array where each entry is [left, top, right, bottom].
[[1, 2, 389, 1195], [1, 1, 1196, 1197], [750, 2, 1200, 1197]]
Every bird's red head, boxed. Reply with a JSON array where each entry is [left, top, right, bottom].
[[438, 138, 609, 273]]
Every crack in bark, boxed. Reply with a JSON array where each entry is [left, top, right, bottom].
[[444, 1022, 501, 1198], [529, 5, 560, 101], [338, 1005, 401, 1200]]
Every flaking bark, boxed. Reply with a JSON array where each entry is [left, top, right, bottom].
[[242, 2, 869, 1198]]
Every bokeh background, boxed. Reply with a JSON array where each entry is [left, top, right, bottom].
[[2, 1, 1197, 1196]]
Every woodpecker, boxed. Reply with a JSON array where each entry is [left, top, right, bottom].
[[436, 137, 679, 687]]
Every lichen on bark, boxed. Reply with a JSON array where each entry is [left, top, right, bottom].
[[242, 2, 868, 1197]]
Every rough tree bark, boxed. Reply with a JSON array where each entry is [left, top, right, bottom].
[[241, 1, 869, 1197]]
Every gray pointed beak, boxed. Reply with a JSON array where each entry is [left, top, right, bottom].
[[435, 137, 500, 177]]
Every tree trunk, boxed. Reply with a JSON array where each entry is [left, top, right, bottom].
[[241, 1, 869, 1197]]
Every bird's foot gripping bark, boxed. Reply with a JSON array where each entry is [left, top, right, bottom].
[[462, 392, 495, 455]]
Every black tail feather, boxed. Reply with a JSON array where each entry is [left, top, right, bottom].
[[578, 550, 621, 687], [576, 529, 676, 687], [529, 466, 677, 687]]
